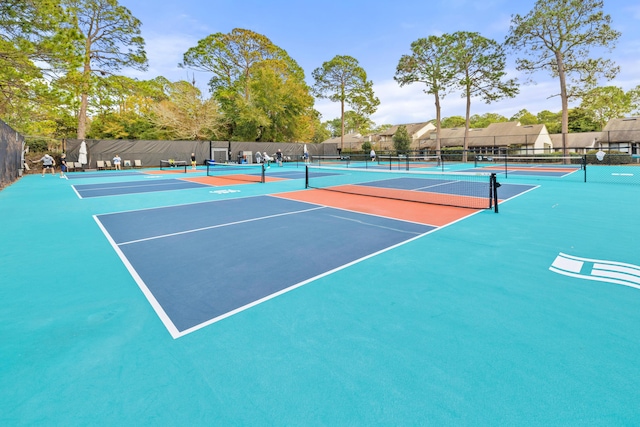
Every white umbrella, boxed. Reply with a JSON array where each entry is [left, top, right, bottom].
[[78, 140, 88, 165]]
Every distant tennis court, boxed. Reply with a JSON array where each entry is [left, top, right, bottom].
[[73, 178, 211, 198]]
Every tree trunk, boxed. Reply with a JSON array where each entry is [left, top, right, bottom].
[[556, 52, 569, 159], [340, 98, 344, 152], [463, 78, 471, 163], [434, 92, 441, 154], [77, 92, 88, 140], [77, 44, 92, 140]]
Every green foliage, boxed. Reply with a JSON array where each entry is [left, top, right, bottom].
[[25, 138, 50, 152], [537, 110, 561, 133], [395, 35, 460, 150], [181, 28, 315, 142], [507, 0, 621, 152], [312, 55, 379, 146], [450, 30, 518, 151], [580, 86, 639, 130], [567, 108, 598, 132], [441, 116, 466, 128], [372, 124, 393, 133], [392, 125, 411, 153], [64, 0, 148, 139], [469, 113, 508, 128], [0, 0, 80, 119], [312, 121, 331, 143], [586, 149, 632, 164], [361, 140, 372, 151], [510, 109, 539, 125]]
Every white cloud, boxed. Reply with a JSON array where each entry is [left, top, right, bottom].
[[316, 77, 568, 126]]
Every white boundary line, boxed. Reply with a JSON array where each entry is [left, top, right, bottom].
[[93, 215, 181, 339]]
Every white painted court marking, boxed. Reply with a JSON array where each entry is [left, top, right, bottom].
[[549, 253, 640, 291]]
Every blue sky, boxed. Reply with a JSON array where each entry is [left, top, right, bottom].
[[120, 0, 640, 126]]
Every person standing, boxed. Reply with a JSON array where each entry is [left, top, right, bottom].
[[59, 153, 67, 178], [191, 153, 197, 170], [276, 149, 283, 166], [37, 153, 56, 177], [113, 154, 122, 170], [370, 149, 376, 162]]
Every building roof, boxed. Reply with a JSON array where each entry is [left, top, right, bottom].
[[549, 132, 602, 149], [601, 117, 640, 142], [322, 132, 364, 145], [421, 122, 549, 147], [376, 122, 433, 138]]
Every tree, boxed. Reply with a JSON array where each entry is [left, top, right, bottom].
[[567, 107, 598, 133], [441, 116, 466, 128], [451, 31, 518, 160], [469, 113, 508, 128], [243, 59, 315, 142], [151, 80, 225, 141], [392, 125, 411, 154], [395, 35, 459, 153], [537, 110, 561, 134], [65, 0, 147, 139], [510, 109, 539, 125], [0, 0, 79, 127], [507, 0, 620, 156], [580, 86, 640, 130], [181, 28, 315, 142], [312, 55, 379, 151], [87, 76, 168, 139]]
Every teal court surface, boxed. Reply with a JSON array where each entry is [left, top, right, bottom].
[[2, 161, 640, 425]]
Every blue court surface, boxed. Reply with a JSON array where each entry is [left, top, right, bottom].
[[3, 162, 640, 425], [96, 196, 433, 337]]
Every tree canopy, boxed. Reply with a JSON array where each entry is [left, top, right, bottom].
[[312, 55, 379, 150], [65, 0, 148, 139], [181, 28, 317, 142], [395, 35, 461, 151], [507, 0, 620, 154]]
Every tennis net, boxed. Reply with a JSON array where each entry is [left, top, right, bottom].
[[160, 159, 188, 172], [305, 165, 498, 211], [206, 160, 265, 183], [377, 155, 441, 170], [474, 155, 586, 180]]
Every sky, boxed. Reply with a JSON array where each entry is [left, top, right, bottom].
[[119, 0, 640, 127]]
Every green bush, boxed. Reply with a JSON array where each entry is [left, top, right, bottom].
[[585, 150, 632, 165], [26, 139, 49, 152]]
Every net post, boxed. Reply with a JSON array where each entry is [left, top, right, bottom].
[[305, 165, 309, 188], [504, 151, 508, 179], [583, 155, 587, 183], [491, 173, 499, 213], [261, 164, 265, 183]]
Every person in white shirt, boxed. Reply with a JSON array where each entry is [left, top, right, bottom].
[[37, 153, 56, 177], [113, 154, 122, 170]]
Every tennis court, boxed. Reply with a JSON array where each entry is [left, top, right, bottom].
[[2, 161, 640, 424]]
